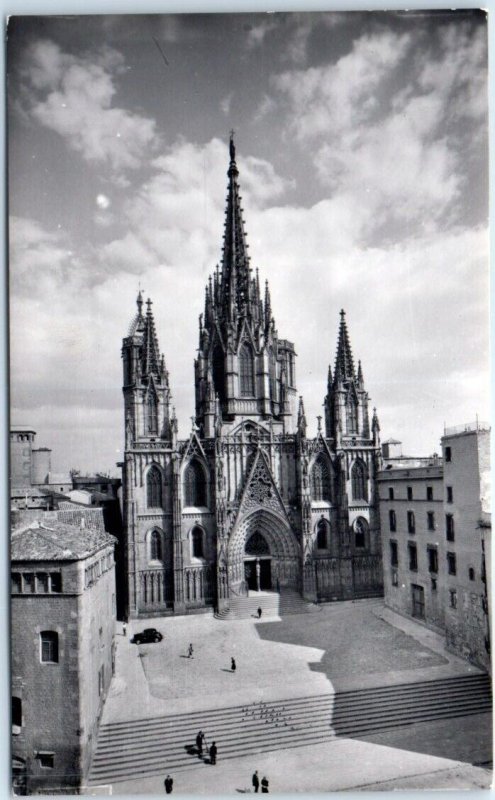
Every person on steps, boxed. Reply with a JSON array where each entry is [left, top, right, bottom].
[[231, 657, 236, 672], [209, 741, 217, 765], [196, 730, 204, 758], [252, 771, 260, 793], [257, 607, 262, 619], [261, 776, 269, 793], [164, 775, 173, 794]]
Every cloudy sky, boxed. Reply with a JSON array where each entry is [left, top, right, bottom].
[[8, 11, 489, 476]]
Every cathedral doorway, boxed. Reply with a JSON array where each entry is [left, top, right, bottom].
[[244, 558, 272, 591], [244, 531, 272, 591], [228, 511, 300, 597]]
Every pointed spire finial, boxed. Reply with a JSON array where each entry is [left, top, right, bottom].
[[229, 129, 236, 162], [334, 309, 355, 383], [317, 415, 322, 433]]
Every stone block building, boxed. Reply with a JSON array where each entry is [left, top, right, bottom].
[[441, 423, 491, 671], [11, 521, 116, 793], [121, 136, 384, 618]]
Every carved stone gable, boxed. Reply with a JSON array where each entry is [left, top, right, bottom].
[[236, 451, 288, 521]]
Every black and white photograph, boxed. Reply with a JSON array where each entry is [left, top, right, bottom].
[[8, 10, 491, 794]]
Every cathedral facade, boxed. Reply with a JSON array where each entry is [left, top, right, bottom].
[[121, 137, 384, 618]]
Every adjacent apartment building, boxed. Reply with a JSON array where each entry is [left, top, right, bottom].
[[11, 521, 117, 794], [378, 422, 491, 672]]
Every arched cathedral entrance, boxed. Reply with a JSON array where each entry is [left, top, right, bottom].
[[244, 531, 272, 591], [228, 509, 300, 596]]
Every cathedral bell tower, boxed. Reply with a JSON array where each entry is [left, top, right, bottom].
[[324, 310, 376, 448], [195, 133, 297, 436], [122, 292, 176, 448]]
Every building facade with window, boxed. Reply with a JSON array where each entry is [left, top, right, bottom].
[[378, 460, 445, 629], [11, 521, 116, 793], [121, 136, 383, 617], [378, 422, 491, 672]]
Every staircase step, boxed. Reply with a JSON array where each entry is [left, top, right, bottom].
[[88, 673, 492, 784]]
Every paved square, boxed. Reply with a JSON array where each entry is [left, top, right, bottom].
[[96, 599, 491, 793]]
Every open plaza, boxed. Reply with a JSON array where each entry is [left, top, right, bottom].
[[87, 597, 492, 794]]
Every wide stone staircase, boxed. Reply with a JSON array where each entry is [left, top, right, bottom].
[[215, 589, 317, 620], [88, 673, 491, 786]]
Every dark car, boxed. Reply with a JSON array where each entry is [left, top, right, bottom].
[[131, 628, 163, 644]]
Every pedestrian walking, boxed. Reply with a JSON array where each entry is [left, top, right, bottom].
[[187, 643, 194, 658], [252, 771, 260, 793], [257, 607, 262, 619], [196, 730, 204, 757], [164, 775, 173, 794], [231, 657, 236, 672], [122, 621, 127, 637], [261, 776, 269, 793], [209, 741, 217, 765]]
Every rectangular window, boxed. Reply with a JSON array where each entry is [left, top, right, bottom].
[[40, 632, 59, 664], [407, 511, 415, 534], [446, 486, 453, 503], [408, 542, 418, 571], [445, 446, 452, 462], [392, 569, 399, 587], [427, 546, 438, 573], [50, 572, 62, 593], [12, 697, 22, 732], [446, 514, 455, 541], [449, 589, 457, 609], [23, 573, 35, 593], [37, 753, 54, 769], [388, 487, 394, 500], [407, 486, 413, 501], [390, 540, 398, 567], [11, 573, 22, 593], [447, 552, 457, 576], [389, 509, 397, 532], [426, 486, 433, 501], [36, 573, 49, 593], [431, 577, 437, 592], [427, 511, 435, 531]]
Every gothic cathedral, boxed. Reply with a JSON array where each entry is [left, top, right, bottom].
[[121, 136, 383, 617]]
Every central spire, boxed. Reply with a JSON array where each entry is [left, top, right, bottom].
[[220, 131, 251, 320], [334, 309, 355, 384]]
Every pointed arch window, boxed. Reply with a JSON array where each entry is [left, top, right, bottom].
[[184, 460, 206, 507], [212, 345, 226, 404], [347, 398, 358, 434], [150, 530, 163, 562], [191, 527, 204, 559], [239, 343, 255, 397], [145, 389, 158, 435], [147, 466, 162, 508], [311, 456, 331, 501], [269, 347, 276, 401], [316, 520, 328, 549], [351, 460, 368, 501]]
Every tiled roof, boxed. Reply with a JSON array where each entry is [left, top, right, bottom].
[[11, 521, 116, 562]]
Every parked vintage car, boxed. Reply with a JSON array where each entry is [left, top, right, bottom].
[[131, 628, 163, 644]]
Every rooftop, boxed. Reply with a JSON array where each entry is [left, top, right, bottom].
[[11, 521, 116, 562], [443, 420, 490, 438]]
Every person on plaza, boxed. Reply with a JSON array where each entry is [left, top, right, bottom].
[[209, 741, 217, 765], [164, 775, 173, 794], [231, 657, 236, 672], [261, 776, 269, 793], [196, 730, 204, 758], [257, 607, 262, 619], [252, 770, 260, 793], [122, 621, 127, 637], [187, 643, 194, 658]]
